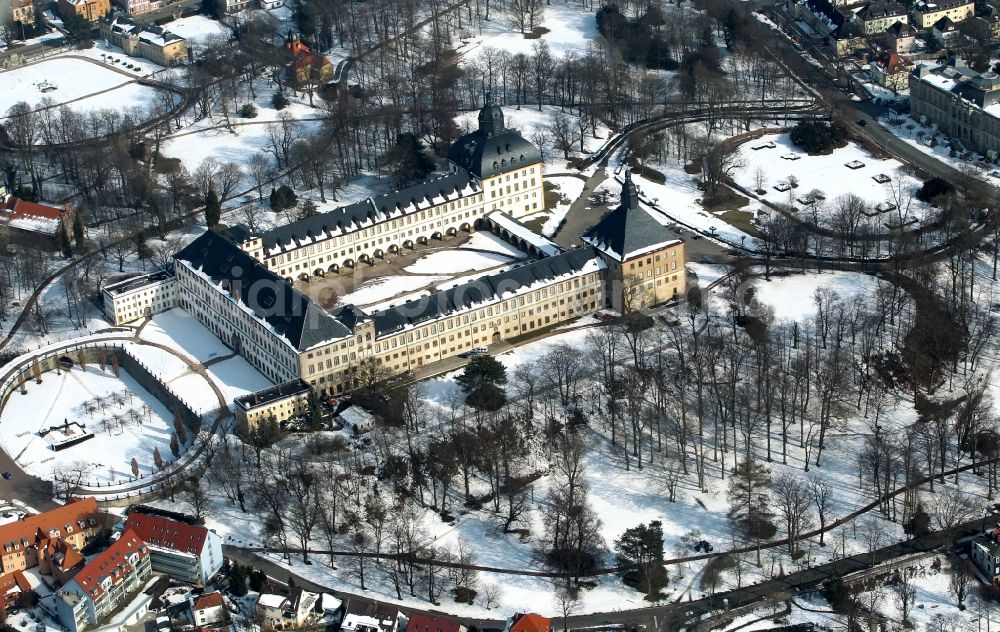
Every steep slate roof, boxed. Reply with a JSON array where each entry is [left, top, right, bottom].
[[0, 497, 98, 554], [174, 230, 352, 351], [448, 95, 542, 179], [856, 2, 906, 19], [582, 171, 681, 261], [123, 512, 209, 556], [370, 247, 602, 337], [258, 172, 478, 252]]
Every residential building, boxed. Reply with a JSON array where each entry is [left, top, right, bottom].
[[870, 50, 912, 91], [0, 196, 77, 250], [234, 379, 312, 431], [0, 498, 99, 577], [971, 527, 1000, 584], [112, 0, 161, 15], [256, 590, 320, 629], [285, 36, 334, 86], [0, 570, 31, 610], [909, 59, 1000, 156], [341, 601, 405, 632], [259, 0, 283, 8], [506, 613, 552, 632], [582, 171, 686, 313], [911, 0, 974, 28], [102, 269, 176, 325], [118, 512, 223, 585], [59, 0, 111, 22], [854, 2, 908, 34], [55, 530, 152, 632], [190, 592, 226, 627], [790, 0, 846, 37], [932, 16, 962, 43], [884, 21, 918, 53], [405, 613, 466, 632], [12, 0, 35, 26], [100, 13, 188, 66], [224, 0, 254, 12]]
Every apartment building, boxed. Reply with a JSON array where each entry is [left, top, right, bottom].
[[112, 0, 161, 15], [235, 97, 543, 282], [118, 512, 223, 585], [854, 2, 908, 34], [12, 0, 35, 26], [972, 527, 1000, 584], [100, 13, 188, 66], [870, 50, 911, 91], [102, 269, 177, 325], [59, 0, 111, 22], [56, 530, 152, 632], [911, 0, 974, 28], [0, 498, 99, 577], [582, 171, 686, 313], [910, 59, 1000, 156]]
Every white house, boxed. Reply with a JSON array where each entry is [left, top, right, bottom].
[[118, 512, 223, 585], [190, 592, 226, 627], [337, 406, 376, 433]]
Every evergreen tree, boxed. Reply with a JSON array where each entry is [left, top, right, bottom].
[[72, 213, 85, 248], [614, 521, 668, 598], [205, 190, 221, 227], [728, 459, 775, 563], [308, 389, 324, 430], [270, 185, 297, 213], [58, 224, 72, 258], [228, 563, 248, 596], [170, 433, 180, 457], [271, 91, 290, 110], [456, 355, 507, 410], [130, 458, 140, 477], [153, 446, 164, 469]]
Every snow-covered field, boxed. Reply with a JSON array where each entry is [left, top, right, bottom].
[[404, 249, 514, 274], [539, 175, 585, 236], [0, 364, 174, 482], [337, 275, 447, 308], [733, 133, 933, 223], [140, 309, 234, 365], [750, 271, 883, 322], [456, 3, 598, 62], [0, 56, 162, 115]]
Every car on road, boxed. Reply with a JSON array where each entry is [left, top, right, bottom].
[[990, 170, 1000, 179], [857, 119, 867, 127], [1, 472, 12, 480]]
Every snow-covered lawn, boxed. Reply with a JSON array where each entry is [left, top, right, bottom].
[[463, 231, 528, 257], [338, 275, 447, 308], [140, 309, 234, 365], [0, 364, 174, 482], [404, 249, 513, 274], [687, 262, 730, 288], [0, 56, 161, 115], [733, 133, 933, 223], [204, 356, 274, 403], [539, 175, 585, 236], [750, 271, 883, 322], [456, 2, 598, 62]]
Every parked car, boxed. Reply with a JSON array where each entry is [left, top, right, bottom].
[[1, 472, 12, 480]]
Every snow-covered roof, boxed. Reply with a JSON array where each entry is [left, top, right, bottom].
[[485, 211, 561, 257], [257, 594, 286, 609], [338, 406, 374, 427], [581, 171, 682, 261]]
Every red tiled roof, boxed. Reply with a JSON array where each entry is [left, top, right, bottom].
[[0, 497, 98, 554], [0, 570, 30, 594], [73, 530, 148, 601], [192, 591, 224, 611], [124, 513, 209, 556], [405, 612, 464, 632], [45, 537, 85, 572], [2, 196, 65, 221], [287, 38, 310, 55], [510, 614, 551, 632]]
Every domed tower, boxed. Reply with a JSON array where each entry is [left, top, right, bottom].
[[448, 94, 544, 220], [477, 93, 505, 136]]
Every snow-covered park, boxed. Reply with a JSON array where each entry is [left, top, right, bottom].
[[0, 363, 175, 483], [0, 56, 164, 116], [733, 133, 935, 224]]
